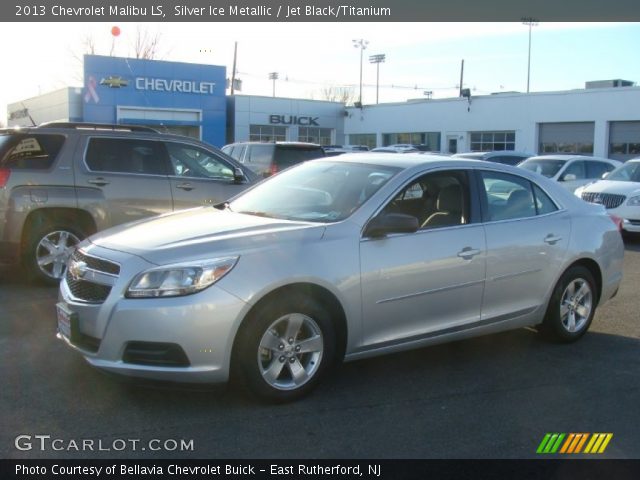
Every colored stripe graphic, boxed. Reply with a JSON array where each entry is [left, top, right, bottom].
[[538, 433, 613, 454]]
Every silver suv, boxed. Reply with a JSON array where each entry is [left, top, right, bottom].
[[0, 122, 257, 283]]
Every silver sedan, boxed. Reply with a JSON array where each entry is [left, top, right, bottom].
[[56, 155, 624, 401]]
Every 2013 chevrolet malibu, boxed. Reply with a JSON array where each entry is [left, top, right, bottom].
[[57, 155, 624, 401]]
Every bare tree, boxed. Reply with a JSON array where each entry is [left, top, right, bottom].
[[132, 26, 161, 59], [317, 86, 357, 105]]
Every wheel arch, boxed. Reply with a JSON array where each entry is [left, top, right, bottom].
[[230, 282, 349, 370], [21, 207, 97, 255], [565, 257, 602, 305]]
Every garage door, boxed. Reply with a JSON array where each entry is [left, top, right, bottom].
[[609, 121, 640, 161], [538, 122, 595, 155]]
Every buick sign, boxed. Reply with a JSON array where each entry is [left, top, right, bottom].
[[269, 115, 320, 126]]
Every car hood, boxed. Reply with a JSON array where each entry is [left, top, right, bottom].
[[90, 207, 326, 265], [582, 180, 640, 196]]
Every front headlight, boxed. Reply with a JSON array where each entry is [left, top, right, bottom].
[[627, 195, 640, 206], [126, 256, 239, 298]]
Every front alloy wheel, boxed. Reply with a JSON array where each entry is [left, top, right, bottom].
[[258, 313, 324, 391], [234, 294, 336, 402]]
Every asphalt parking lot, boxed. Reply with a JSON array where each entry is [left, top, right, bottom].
[[1, 238, 639, 460]]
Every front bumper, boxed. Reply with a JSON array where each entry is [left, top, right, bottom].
[[57, 244, 249, 384]]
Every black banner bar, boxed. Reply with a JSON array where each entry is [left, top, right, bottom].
[[3, 460, 640, 480], [4, 0, 640, 22]]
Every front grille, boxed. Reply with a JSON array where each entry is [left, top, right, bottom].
[[71, 250, 120, 275], [581, 192, 626, 209], [65, 249, 120, 303], [65, 273, 111, 303], [629, 219, 640, 226]]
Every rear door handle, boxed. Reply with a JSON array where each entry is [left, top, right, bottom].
[[176, 182, 194, 191], [457, 247, 481, 260], [544, 234, 562, 245], [87, 178, 109, 186]]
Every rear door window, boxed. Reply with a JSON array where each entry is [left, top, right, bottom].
[[0, 134, 65, 170], [85, 138, 170, 175]]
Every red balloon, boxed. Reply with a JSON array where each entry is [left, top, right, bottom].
[[111, 26, 121, 37]]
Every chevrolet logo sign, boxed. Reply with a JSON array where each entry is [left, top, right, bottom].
[[68, 260, 88, 280], [100, 76, 129, 88]]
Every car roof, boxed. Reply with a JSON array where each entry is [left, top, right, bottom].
[[224, 141, 322, 148]]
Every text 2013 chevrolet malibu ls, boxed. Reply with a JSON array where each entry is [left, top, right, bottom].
[[57, 154, 624, 401]]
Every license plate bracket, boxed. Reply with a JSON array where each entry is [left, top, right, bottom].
[[56, 302, 79, 341]]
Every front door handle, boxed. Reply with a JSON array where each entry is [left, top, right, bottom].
[[544, 234, 562, 245], [457, 247, 481, 260], [87, 177, 109, 186], [176, 182, 194, 191]]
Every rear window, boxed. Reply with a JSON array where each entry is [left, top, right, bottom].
[[0, 134, 65, 170], [519, 159, 567, 178], [273, 146, 325, 169]]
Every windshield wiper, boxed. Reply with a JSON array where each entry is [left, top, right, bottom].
[[237, 210, 277, 219]]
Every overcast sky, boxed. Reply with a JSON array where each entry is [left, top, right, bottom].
[[1, 22, 639, 119]]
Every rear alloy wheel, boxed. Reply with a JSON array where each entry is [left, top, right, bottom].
[[235, 294, 336, 402], [540, 266, 596, 343], [26, 225, 83, 284]]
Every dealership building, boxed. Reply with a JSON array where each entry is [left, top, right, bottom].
[[7, 55, 640, 161]]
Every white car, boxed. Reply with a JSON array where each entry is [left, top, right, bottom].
[[575, 158, 640, 233], [519, 155, 622, 193]]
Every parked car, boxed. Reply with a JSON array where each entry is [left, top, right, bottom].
[[371, 146, 419, 153], [221, 141, 325, 178], [575, 157, 640, 234], [519, 155, 621, 193], [453, 151, 533, 166], [0, 122, 258, 283], [57, 154, 623, 402]]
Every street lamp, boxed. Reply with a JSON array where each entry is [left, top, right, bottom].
[[522, 17, 538, 94], [369, 54, 386, 104], [268, 72, 279, 97], [352, 39, 369, 105]]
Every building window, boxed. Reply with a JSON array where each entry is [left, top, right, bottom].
[[348, 134, 377, 149], [470, 131, 516, 151], [382, 132, 441, 150], [539, 142, 594, 155], [298, 127, 332, 146], [249, 125, 287, 142]]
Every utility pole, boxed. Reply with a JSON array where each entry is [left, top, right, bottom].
[[459, 59, 465, 97], [268, 72, 279, 97], [352, 39, 369, 105], [369, 54, 385, 104], [230, 41, 238, 95], [522, 18, 538, 93]]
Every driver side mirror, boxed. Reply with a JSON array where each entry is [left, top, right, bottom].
[[233, 167, 245, 184], [601, 172, 609, 179], [364, 213, 419, 238], [562, 173, 577, 182]]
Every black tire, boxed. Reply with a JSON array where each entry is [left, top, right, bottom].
[[24, 220, 85, 285], [539, 266, 597, 343], [233, 293, 336, 402]]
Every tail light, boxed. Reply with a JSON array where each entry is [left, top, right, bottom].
[[0, 169, 10, 188], [609, 214, 623, 232]]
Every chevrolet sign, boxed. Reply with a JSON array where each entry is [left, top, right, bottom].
[[100, 76, 129, 88], [135, 77, 216, 95]]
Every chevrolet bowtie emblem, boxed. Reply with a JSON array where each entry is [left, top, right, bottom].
[[100, 76, 129, 88], [68, 260, 88, 280]]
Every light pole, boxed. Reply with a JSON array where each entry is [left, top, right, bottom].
[[369, 54, 385, 104], [522, 17, 538, 93], [352, 39, 368, 105], [268, 72, 279, 97]]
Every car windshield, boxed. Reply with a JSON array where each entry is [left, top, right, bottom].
[[519, 159, 567, 178], [606, 161, 640, 183], [229, 160, 400, 223]]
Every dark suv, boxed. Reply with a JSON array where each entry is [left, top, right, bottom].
[[0, 122, 258, 283], [221, 141, 325, 177]]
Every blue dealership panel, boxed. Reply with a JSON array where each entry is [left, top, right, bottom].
[[83, 55, 226, 146]]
